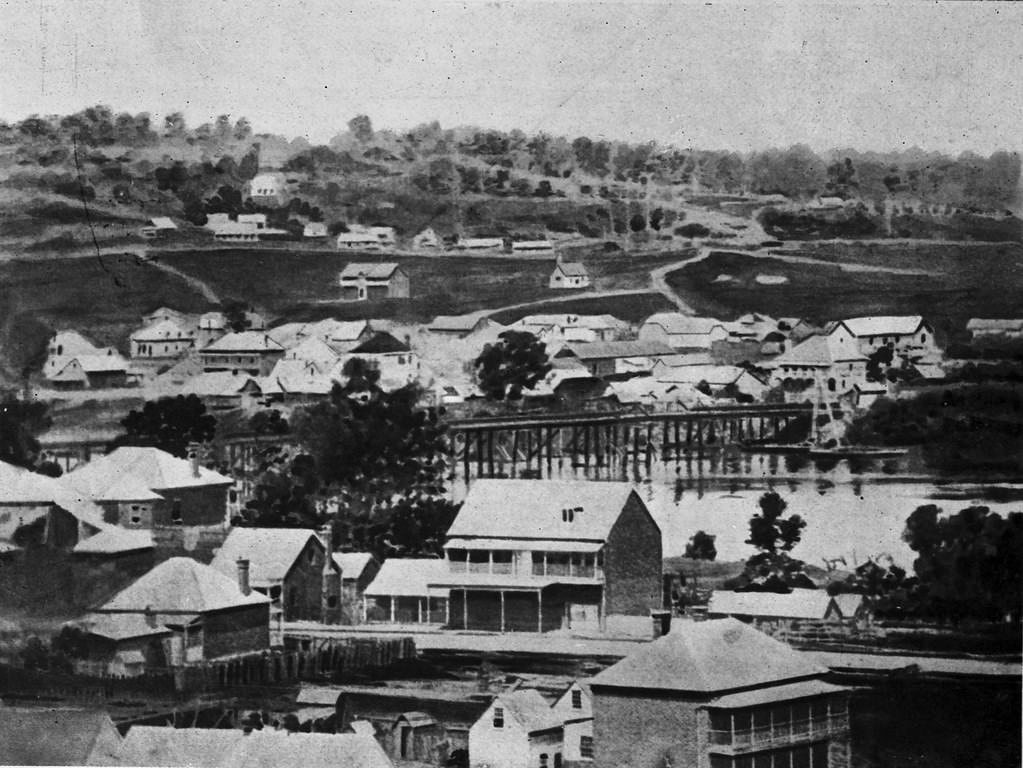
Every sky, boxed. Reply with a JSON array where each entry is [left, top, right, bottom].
[[1, 0, 1020, 154]]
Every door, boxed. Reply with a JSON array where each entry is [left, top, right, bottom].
[[400, 725, 411, 759]]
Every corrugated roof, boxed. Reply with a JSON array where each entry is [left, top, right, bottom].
[[707, 679, 847, 709], [211, 528, 325, 587], [339, 262, 401, 279], [333, 551, 377, 579], [590, 618, 825, 694], [707, 589, 833, 620], [202, 332, 285, 353], [498, 689, 562, 733], [0, 707, 122, 766], [841, 315, 925, 337], [115, 726, 245, 767], [560, 340, 675, 360], [363, 558, 449, 597], [97, 557, 270, 613], [446, 480, 646, 542], [222, 731, 392, 768], [64, 447, 233, 496]]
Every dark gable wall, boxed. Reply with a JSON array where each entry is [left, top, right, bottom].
[[152, 485, 229, 526], [203, 603, 269, 659], [283, 537, 333, 622], [591, 688, 701, 768], [604, 492, 662, 615]]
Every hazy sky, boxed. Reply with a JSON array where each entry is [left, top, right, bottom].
[[1, 0, 1019, 154]]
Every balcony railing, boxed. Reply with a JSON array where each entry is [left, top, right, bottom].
[[706, 713, 850, 753]]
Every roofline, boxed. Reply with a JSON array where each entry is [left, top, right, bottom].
[[588, 673, 826, 698]]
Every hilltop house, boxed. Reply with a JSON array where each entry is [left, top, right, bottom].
[[199, 331, 286, 375], [589, 618, 852, 768], [0, 708, 123, 766], [434, 480, 662, 633], [303, 221, 329, 239], [130, 319, 196, 360], [339, 263, 410, 301], [638, 314, 730, 352], [247, 172, 288, 207], [550, 261, 591, 289], [62, 446, 234, 530], [81, 556, 270, 670], [413, 227, 442, 249], [554, 340, 676, 378], [552, 681, 594, 764], [211, 527, 341, 625], [513, 239, 555, 254], [454, 237, 504, 252], [469, 689, 563, 768]]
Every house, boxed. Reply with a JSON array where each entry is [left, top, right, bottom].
[[303, 221, 328, 239], [707, 589, 842, 624], [589, 618, 852, 768], [45, 353, 131, 389], [197, 311, 229, 348], [211, 527, 341, 624], [268, 319, 373, 351], [966, 318, 1023, 339], [654, 364, 770, 401], [212, 221, 259, 241], [140, 216, 177, 239], [0, 707, 123, 765], [552, 681, 594, 764], [550, 261, 591, 289], [512, 239, 555, 254], [836, 315, 940, 360], [90, 557, 269, 664], [515, 314, 626, 344], [554, 340, 676, 378], [765, 326, 868, 397], [199, 332, 286, 375], [333, 551, 381, 604], [604, 378, 713, 412], [469, 689, 563, 768], [340, 331, 419, 389], [437, 480, 662, 633], [339, 263, 411, 301], [238, 213, 268, 230], [429, 312, 497, 338], [638, 314, 730, 351], [262, 359, 334, 403], [62, 446, 234, 529], [284, 336, 343, 368], [363, 558, 450, 624], [248, 172, 288, 207], [454, 237, 505, 251], [130, 319, 196, 360], [336, 231, 387, 250], [413, 227, 442, 249]]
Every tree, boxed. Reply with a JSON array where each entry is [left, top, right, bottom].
[[685, 530, 717, 561], [222, 300, 252, 333], [0, 397, 52, 470], [474, 330, 551, 401], [112, 395, 217, 458], [348, 115, 374, 143], [738, 492, 811, 591], [865, 344, 894, 383]]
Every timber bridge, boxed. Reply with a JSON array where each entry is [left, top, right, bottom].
[[445, 404, 812, 481]]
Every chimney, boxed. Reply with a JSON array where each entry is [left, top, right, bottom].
[[144, 605, 157, 628], [186, 442, 201, 478], [237, 558, 251, 595]]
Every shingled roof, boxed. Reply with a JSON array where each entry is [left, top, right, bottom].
[[211, 528, 330, 587]]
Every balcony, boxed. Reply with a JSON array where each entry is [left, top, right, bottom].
[[706, 713, 850, 754]]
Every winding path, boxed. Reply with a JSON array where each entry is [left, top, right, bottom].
[[145, 254, 222, 304]]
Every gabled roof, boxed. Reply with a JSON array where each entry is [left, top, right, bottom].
[[707, 589, 833, 620], [967, 318, 1023, 331], [590, 618, 825, 694], [97, 557, 269, 613], [284, 336, 342, 365], [73, 527, 154, 555], [202, 332, 285, 354], [339, 262, 402, 279], [351, 331, 410, 354], [655, 364, 752, 387], [211, 528, 329, 587], [148, 216, 177, 229], [115, 726, 245, 767], [222, 731, 392, 768], [180, 371, 263, 398], [0, 460, 65, 504], [495, 689, 562, 734], [363, 558, 449, 597], [829, 593, 867, 618], [559, 340, 675, 360], [641, 313, 727, 335], [131, 319, 194, 342], [73, 354, 130, 373], [333, 551, 377, 579], [554, 261, 589, 277], [64, 447, 233, 496], [0, 707, 122, 766], [447, 480, 648, 542], [51, 330, 105, 355], [770, 334, 866, 366], [74, 612, 170, 641], [840, 315, 926, 337], [429, 312, 491, 332]]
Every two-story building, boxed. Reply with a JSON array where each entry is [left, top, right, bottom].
[[436, 480, 662, 633], [130, 319, 196, 360], [835, 315, 940, 360], [589, 618, 852, 768], [43, 330, 129, 389], [765, 326, 868, 397], [199, 331, 286, 375], [248, 172, 288, 207], [552, 681, 595, 765], [339, 263, 411, 301]]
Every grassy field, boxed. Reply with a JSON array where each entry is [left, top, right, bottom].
[[490, 291, 676, 325], [665, 244, 1023, 341]]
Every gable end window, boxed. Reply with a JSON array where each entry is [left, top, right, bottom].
[[492, 707, 504, 728]]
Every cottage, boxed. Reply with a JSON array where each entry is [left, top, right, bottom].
[[605, 378, 713, 411], [966, 318, 1023, 339], [284, 336, 344, 368], [363, 558, 450, 624], [262, 359, 334, 403], [589, 618, 852, 768], [338, 263, 410, 301], [638, 314, 730, 351], [515, 314, 625, 344], [429, 312, 497, 338], [199, 332, 286, 375], [554, 340, 676, 378], [86, 556, 270, 668], [437, 480, 662, 633], [336, 231, 387, 250], [469, 689, 563, 768], [62, 446, 234, 529], [340, 331, 419, 389], [248, 172, 288, 207], [413, 227, 442, 249], [552, 681, 594, 764], [707, 590, 839, 623], [0, 708, 123, 765], [45, 353, 131, 389], [140, 216, 178, 239], [333, 551, 381, 604], [549, 261, 590, 289], [130, 319, 195, 360], [211, 527, 341, 624], [836, 315, 940, 360], [197, 311, 229, 348]]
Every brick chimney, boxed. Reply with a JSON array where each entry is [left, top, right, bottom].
[[236, 558, 251, 595], [186, 442, 201, 478]]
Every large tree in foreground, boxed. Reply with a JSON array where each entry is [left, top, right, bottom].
[[112, 395, 217, 457], [474, 330, 551, 401]]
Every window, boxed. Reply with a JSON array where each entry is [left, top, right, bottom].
[[171, 499, 183, 524], [327, 596, 338, 608], [539, 754, 548, 768], [571, 689, 583, 709], [492, 707, 504, 728], [579, 736, 594, 758]]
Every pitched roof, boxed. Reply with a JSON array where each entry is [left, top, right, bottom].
[[655, 364, 750, 387], [707, 589, 834, 620], [447, 480, 648, 542], [829, 593, 866, 618], [770, 334, 866, 366], [222, 731, 392, 768], [841, 315, 925, 337], [0, 707, 122, 766], [97, 557, 270, 614], [148, 216, 177, 229], [559, 340, 675, 360], [351, 331, 410, 354], [64, 447, 233, 496], [497, 689, 561, 733], [283, 336, 340, 364], [590, 618, 825, 694], [131, 319, 194, 342], [429, 312, 491, 332], [262, 360, 335, 396], [339, 262, 401, 279], [50, 330, 105, 356], [74, 612, 170, 641], [0, 460, 65, 504], [115, 726, 245, 767], [642, 314, 727, 335], [554, 262, 589, 277], [72, 354, 130, 373], [211, 528, 327, 587], [708, 679, 848, 709], [73, 527, 154, 555], [967, 318, 1023, 331], [333, 551, 377, 579], [363, 558, 450, 597], [180, 371, 263, 398], [202, 332, 285, 353]]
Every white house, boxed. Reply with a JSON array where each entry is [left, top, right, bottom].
[[338, 263, 411, 301], [303, 221, 328, 239], [469, 690, 563, 768], [514, 314, 625, 344], [766, 324, 868, 396], [836, 315, 940, 360], [248, 173, 288, 207], [129, 319, 195, 360], [549, 262, 590, 289], [412, 227, 442, 249], [638, 314, 730, 351], [338, 331, 419, 389], [455, 237, 505, 252], [551, 681, 594, 764], [654, 363, 771, 401]]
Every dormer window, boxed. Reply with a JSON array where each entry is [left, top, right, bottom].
[[493, 707, 504, 728], [571, 689, 582, 708]]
